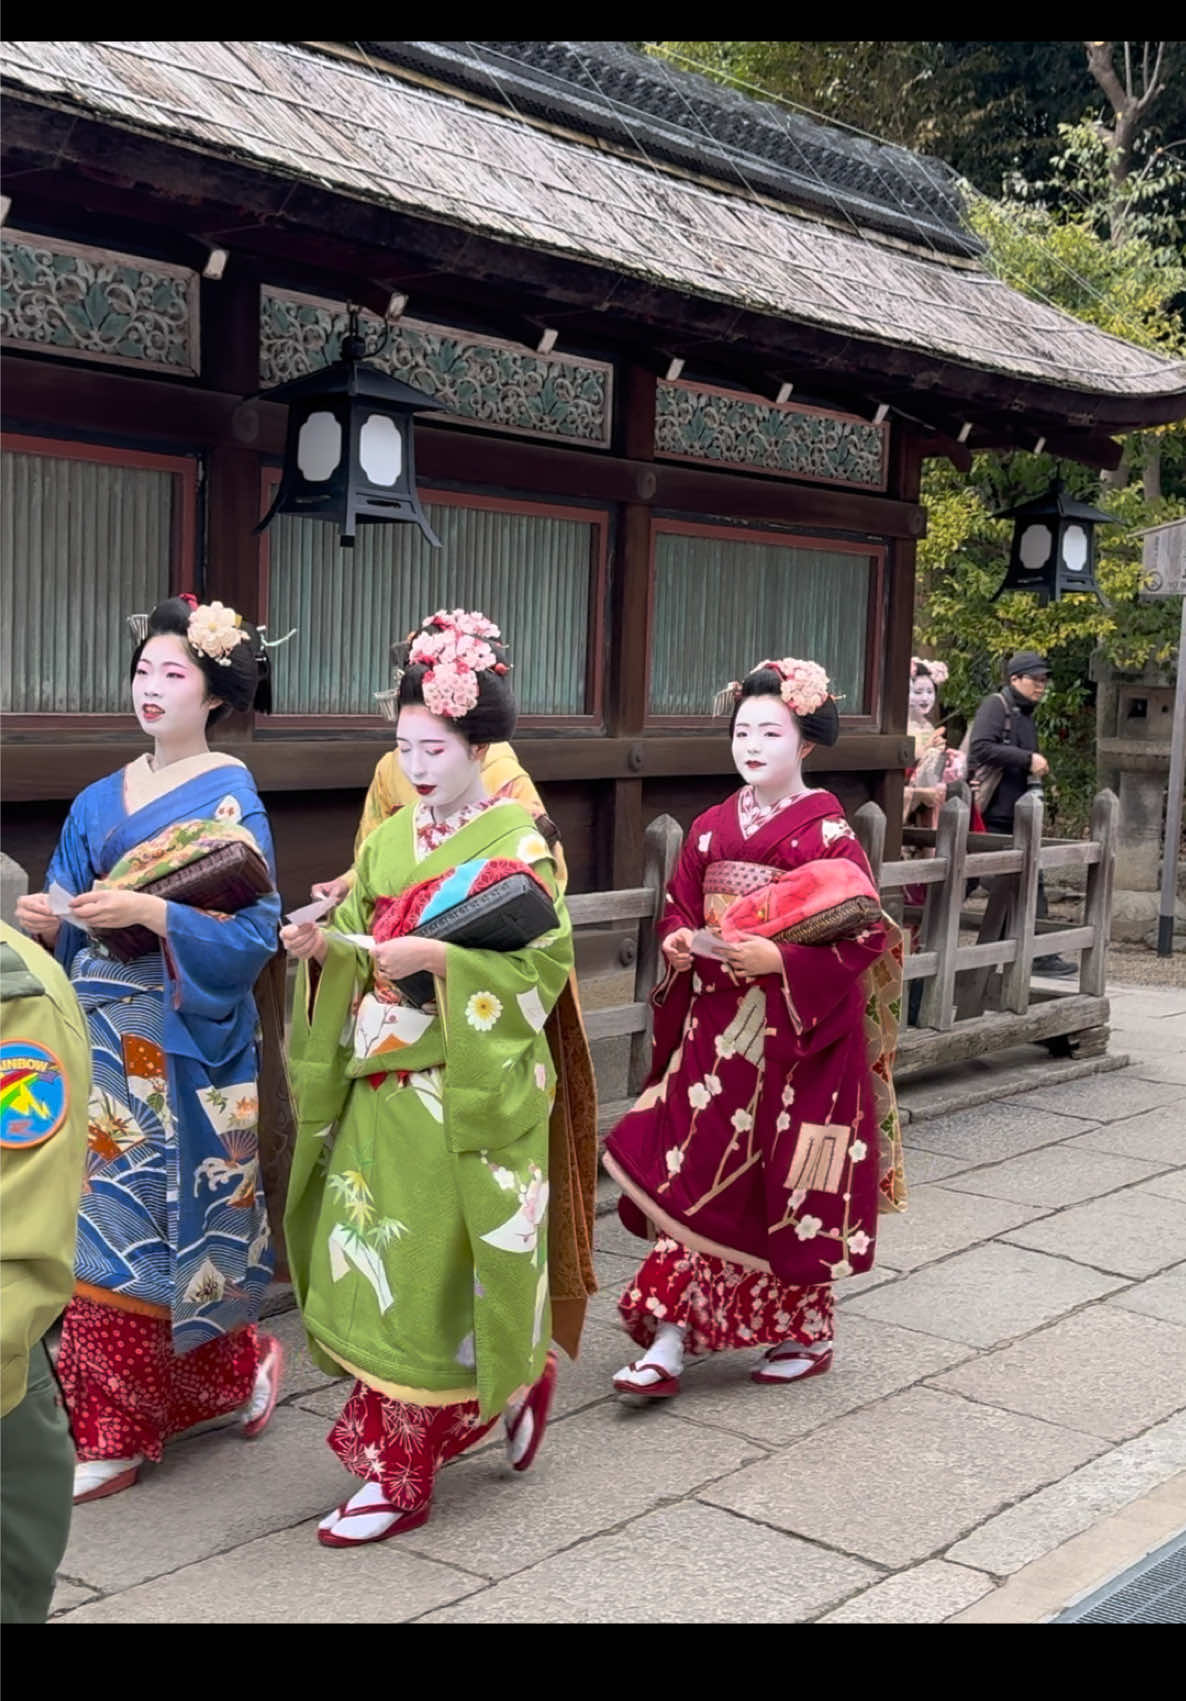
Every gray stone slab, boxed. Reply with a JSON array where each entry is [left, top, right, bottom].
[[49, 1580, 98, 1617], [1002, 1187, 1186, 1278], [898, 1147, 982, 1186], [843, 1243, 1124, 1347], [938, 1144, 1167, 1209], [398, 1402, 762, 1580], [817, 1560, 993, 1624], [420, 1502, 878, 1623], [1007, 1074, 1180, 1123], [946, 1409, 1186, 1575], [60, 1407, 357, 1592], [1106, 1263, 1186, 1326], [874, 1185, 1048, 1272], [1127, 1059, 1186, 1086], [931, 1307, 1186, 1442], [645, 1314, 971, 1447], [1137, 1171, 1186, 1203], [55, 1523, 482, 1624], [585, 1250, 644, 1329], [700, 1387, 1103, 1567], [901, 1104, 1096, 1164], [594, 1208, 651, 1260], [836, 1262, 901, 1301], [1070, 1107, 1185, 1167]]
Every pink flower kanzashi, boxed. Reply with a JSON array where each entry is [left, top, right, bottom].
[[753, 657, 831, 717], [409, 621, 500, 720], [428, 608, 502, 641]]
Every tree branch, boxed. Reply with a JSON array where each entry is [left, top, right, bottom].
[[1086, 42, 1129, 120], [1124, 40, 1133, 99]]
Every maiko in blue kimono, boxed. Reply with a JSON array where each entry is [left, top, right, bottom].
[[17, 596, 289, 1503]]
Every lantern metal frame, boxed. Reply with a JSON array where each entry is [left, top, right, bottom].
[[254, 306, 445, 549], [991, 475, 1117, 605]]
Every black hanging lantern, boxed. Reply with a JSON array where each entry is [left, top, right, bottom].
[[255, 307, 445, 548], [991, 477, 1117, 605]]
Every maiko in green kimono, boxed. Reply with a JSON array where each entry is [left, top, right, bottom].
[[283, 611, 578, 1548]]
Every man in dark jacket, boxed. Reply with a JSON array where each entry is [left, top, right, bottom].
[[969, 651, 1076, 978]]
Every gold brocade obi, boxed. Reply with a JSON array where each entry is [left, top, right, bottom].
[[702, 860, 784, 928]]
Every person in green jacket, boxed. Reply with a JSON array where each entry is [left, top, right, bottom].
[[1, 920, 91, 1624]]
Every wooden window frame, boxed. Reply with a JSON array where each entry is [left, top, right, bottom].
[[1, 432, 198, 732], [256, 471, 610, 732], [644, 517, 886, 733]]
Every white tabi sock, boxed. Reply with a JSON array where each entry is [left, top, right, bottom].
[[615, 1320, 686, 1388], [319, 1478, 401, 1539]]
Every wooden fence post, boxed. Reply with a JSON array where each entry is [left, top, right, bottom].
[[853, 801, 886, 884], [1081, 788, 1119, 997], [918, 794, 969, 1030], [1002, 790, 1043, 1013], [629, 814, 683, 1094]]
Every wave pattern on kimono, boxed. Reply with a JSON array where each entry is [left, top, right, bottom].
[[604, 791, 905, 1287], [285, 798, 574, 1422], [48, 759, 282, 1351]]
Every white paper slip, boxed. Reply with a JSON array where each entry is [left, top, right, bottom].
[[285, 894, 337, 926], [47, 882, 94, 934], [337, 933, 375, 951], [690, 929, 730, 961]]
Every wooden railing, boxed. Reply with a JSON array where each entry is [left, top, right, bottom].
[[853, 788, 1118, 1072]]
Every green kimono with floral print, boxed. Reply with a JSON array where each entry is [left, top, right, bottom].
[[284, 799, 573, 1421]]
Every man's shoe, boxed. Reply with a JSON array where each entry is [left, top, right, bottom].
[[1034, 955, 1078, 979]]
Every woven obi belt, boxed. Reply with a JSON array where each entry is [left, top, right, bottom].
[[703, 859, 881, 947]]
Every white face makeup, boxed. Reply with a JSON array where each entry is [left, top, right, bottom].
[[731, 694, 807, 799], [396, 704, 483, 815], [908, 672, 937, 719], [132, 634, 217, 740]]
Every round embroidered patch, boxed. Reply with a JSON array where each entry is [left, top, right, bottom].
[[0, 1039, 69, 1149]]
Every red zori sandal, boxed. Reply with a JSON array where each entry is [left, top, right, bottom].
[[241, 1333, 285, 1439], [317, 1499, 431, 1548], [612, 1360, 681, 1399], [505, 1349, 558, 1473], [750, 1344, 834, 1386]]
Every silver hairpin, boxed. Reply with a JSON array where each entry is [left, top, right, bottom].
[[127, 613, 151, 642], [257, 625, 298, 650], [374, 687, 399, 722]]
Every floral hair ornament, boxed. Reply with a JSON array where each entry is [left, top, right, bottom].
[[712, 658, 837, 720], [910, 656, 949, 687], [409, 615, 503, 719], [186, 601, 251, 667]]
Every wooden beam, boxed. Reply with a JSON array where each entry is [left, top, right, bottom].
[[1, 355, 927, 539], [1, 732, 914, 801]]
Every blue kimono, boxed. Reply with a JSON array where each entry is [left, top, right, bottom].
[[48, 756, 282, 1352]]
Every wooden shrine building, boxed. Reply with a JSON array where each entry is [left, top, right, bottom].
[[4, 40, 1185, 903]]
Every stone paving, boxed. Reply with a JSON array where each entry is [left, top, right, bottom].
[[50, 984, 1186, 1624]]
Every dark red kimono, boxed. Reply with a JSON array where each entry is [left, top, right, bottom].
[[604, 790, 905, 1292]]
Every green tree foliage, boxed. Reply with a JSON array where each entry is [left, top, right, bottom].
[[645, 41, 1186, 206], [916, 192, 1185, 830]]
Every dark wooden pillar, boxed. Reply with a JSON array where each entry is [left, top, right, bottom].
[[878, 426, 925, 854], [200, 265, 263, 744], [605, 364, 657, 888]]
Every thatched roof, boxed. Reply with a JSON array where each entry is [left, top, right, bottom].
[[3, 39, 1184, 422], [366, 41, 978, 258]]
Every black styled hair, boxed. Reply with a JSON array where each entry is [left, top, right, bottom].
[[391, 620, 517, 746], [729, 666, 840, 748], [130, 597, 271, 725]]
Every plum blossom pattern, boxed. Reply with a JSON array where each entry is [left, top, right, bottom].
[[619, 1236, 834, 1359]]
